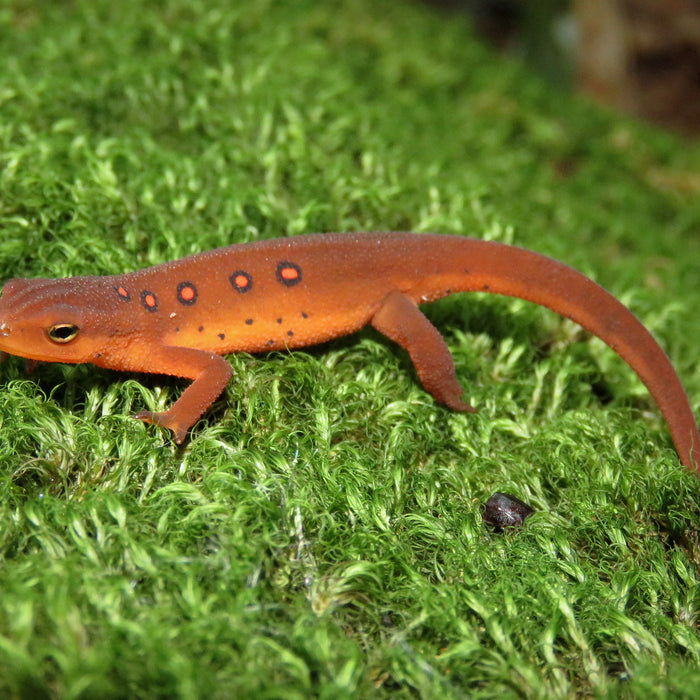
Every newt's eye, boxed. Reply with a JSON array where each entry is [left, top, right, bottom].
[[46, 323, 80, 344]]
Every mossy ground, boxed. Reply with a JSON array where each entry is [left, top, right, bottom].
[[0, 1, 699, 697]]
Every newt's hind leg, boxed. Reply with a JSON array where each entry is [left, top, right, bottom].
[[371, 290, 475, 412]]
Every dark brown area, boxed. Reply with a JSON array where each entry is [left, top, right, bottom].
[[422, 0, 700, 137], [575, 0, 700, 137]]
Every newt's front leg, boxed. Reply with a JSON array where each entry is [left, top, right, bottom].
[[124, 345, 233, 443]]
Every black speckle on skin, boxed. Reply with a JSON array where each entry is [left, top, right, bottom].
[[218, 333, 225, 340], [277, 318, 283, 324], [301, 312, 308, 319], [198, 326, 204, 333], [287, 330, 294, 337], [483, 493, 534, 530], [245, 319, 254, 325]]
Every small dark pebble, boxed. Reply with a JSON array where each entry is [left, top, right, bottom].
[[483, 492, 535, 529]]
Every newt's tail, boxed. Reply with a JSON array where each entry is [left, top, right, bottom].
[[410, 235, 700, 472]]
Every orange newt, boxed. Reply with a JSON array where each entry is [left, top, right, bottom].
[[0, 232, 697, 472]]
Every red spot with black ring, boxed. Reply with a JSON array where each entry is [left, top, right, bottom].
[[115, 286, 131, 302], [177, 281, 198, 306], [141, 290, 158, 312], [230, 270, 252, 293], [276, 261, 302, 287]]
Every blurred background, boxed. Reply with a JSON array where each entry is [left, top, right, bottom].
[[427, 0, 700, 138]]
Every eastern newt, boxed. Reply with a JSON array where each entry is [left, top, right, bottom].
[[0, 232, 697, 472]]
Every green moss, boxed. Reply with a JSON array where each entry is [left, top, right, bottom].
[[1, 0, 699, 697]]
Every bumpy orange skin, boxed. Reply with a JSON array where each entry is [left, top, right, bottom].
[[0, 232, 697, 472]]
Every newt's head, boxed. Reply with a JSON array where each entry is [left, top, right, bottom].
[[0, 276, 111, 364]]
